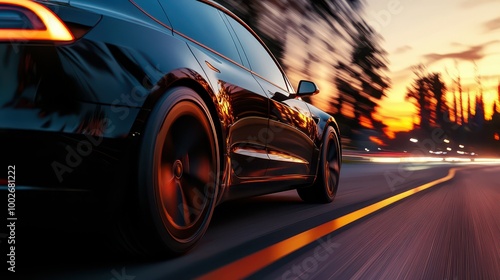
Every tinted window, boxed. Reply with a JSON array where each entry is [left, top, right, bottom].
[[225, 15, 287, 89], [159, 0, 242, 64]]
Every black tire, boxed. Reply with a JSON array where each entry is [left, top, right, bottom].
[[297, 126, 340, 203], [132, 87, 220, 256]]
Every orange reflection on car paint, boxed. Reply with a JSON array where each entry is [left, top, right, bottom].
[[0, 0, 74, 42], [198, 168, 462, 280]]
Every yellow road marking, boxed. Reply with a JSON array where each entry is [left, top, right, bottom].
[[198, 167, 460, 280]]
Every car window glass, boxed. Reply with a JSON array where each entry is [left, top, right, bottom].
[[224, 15, 287, 89], [158, 0, 242, 64], [219, 11, 251, 69]]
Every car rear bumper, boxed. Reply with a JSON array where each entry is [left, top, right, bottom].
[[0, 127, 138, 192]]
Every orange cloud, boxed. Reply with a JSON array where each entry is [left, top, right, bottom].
[[484, 17, 500, 33], [424, 46, 484, 64], [393, 45, 412, 55], [423, 41, 500, 65]]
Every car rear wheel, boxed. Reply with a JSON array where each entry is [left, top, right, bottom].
[[297, 126, 340, 203], [132, 87, 219, 256]]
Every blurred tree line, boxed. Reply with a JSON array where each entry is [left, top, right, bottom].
[[395, 64, 500, 155], [214, 0, 390, 149]]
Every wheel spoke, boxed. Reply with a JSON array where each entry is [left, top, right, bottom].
[[180, 175, 204, 218], [159, 141, 214, 229], [176, 181, 193, 226], [159, 163, 180, 221], [158, 163, 192, 227], [328, 161, 339, 174], [328, 176, 336, 190], [180, 155, 212, 217]]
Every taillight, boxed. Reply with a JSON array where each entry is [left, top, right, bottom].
[[0, 0, 73, 42]]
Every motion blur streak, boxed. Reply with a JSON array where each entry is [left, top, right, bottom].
[[474, 158, 500, 163], [198, 167, 463, 280], [369, 157, 500, 163]]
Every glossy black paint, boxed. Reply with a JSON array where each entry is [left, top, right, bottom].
[[0, 0, 341, 203]]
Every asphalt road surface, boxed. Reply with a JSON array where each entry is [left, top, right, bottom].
[[15, 161, 500, 279]]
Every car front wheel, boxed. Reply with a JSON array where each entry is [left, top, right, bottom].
[[297, 126, 340, 203]]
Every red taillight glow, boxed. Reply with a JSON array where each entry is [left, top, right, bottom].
[[0, 0, 74, 42]]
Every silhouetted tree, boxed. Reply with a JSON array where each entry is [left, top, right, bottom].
[[458, 76, 464, 125], [426, 73, 447, 126], [467, 90, 472, 123], [352, 22, 389, 97], [348, 21, 389, 130], [406, 65, 433, 130], [309, 0, 363, 27], [406, 70, 448, 130], [473, 94, 485, 129]]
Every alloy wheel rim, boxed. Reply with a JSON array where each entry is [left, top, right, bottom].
[[325, 136, 340, 196], [155, 101, 217, 241]]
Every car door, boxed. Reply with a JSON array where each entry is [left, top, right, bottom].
[[158, 0, 271, 180], [224, 14, 318, 178]]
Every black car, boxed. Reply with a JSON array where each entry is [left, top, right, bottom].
[[0, 0, 341, 255]]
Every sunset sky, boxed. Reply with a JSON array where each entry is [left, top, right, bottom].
[[363, 0, 500, 135]]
